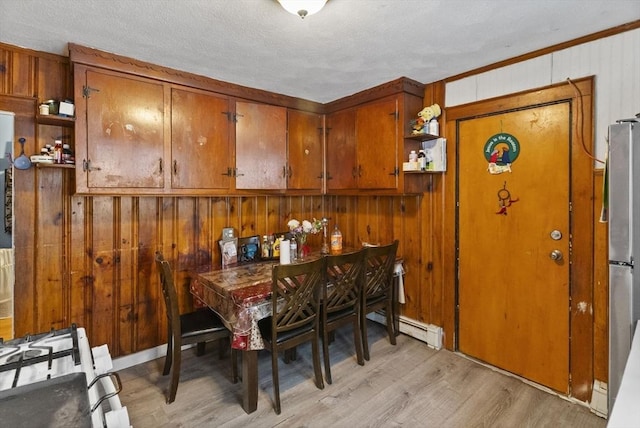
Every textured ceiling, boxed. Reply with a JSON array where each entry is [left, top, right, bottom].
[[1, 0, 638, 103]]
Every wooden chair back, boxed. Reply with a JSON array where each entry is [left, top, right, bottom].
[[325, 249, 366, 316], [270, 257, 326, 337], [363, 240, 399, 302]]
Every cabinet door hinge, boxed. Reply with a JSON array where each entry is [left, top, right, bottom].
[[221, 111, 233, 122], [389, 167, 399, 176], [82, 85, 100, 98]]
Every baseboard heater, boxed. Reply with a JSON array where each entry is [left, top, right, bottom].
[[368, 311, 442, 350]]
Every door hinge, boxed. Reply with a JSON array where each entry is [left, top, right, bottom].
[[389, 167, 399, 176], [82, 85, 100, 98]]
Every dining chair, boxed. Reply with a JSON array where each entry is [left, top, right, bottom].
[[361, 240, 400, 361], [322, 249, 366, 384], [155, 251, 237, 404], [257, 257, 326, 414]]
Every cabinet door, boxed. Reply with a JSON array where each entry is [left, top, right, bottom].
[[356, 98, 399, 189], [326, 109, 357, 190], [81, 68, 165, 190], [235, 101, 286, 190], [287, 110, 323, 191], [171, 88, 231, 190]]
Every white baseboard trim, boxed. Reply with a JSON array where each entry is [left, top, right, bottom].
[[112, 344, 167, 371], [368, 312, 442, 350], [590, 379, 608, 418], [113, 314, 445, 371]]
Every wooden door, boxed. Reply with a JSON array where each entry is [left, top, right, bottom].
[[326, 109, 357, 190], [171, 88, 231, 190], [235, 101, 286, 190], [356, 98, 398, 189], [458, 102, 571, 393], [287, 110, 323, 191], [80, 68, 165, 190]]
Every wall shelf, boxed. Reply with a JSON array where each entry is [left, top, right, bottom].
[[404, 133, 439, 141], [34, 162, 75, 169], [36, 114, 75, 127]]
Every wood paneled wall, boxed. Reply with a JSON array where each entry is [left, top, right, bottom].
[[0, 42, 607, 400], [0, 43, 435, 357]]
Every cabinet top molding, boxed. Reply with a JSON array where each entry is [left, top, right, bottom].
[[68, 43, 324, 113]]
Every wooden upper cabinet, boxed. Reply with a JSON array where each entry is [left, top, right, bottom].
[[75, 65, 165, 193], [326, 108, 357, 191], [356, 97, 399, 190], [235, 101, 287, 190], [287, 110, 323, 192], [171, 88, 232, 190]]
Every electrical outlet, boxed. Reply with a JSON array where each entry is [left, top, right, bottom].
[[222, 227, 235, 240]]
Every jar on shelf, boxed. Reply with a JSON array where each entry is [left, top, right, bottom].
[[53, 140, 63, 164]]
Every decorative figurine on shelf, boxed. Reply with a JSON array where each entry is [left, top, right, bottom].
[[412, 103, 442, 135], [411, 117, 426, 134]]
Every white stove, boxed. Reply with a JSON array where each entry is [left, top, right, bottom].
[[0, 324, 130, 427]]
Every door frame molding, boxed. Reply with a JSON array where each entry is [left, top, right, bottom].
[[441, 77, 595, 401]]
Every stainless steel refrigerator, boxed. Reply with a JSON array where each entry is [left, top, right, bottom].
[[608, 119, 640, 412]]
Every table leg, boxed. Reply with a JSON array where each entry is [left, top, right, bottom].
[[241, 350, 258, 413]]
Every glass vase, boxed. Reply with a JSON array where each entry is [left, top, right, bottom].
[[297, 234, 308, 260]]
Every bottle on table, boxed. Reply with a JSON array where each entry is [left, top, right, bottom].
[[262, 235, 270, 259], [330, 224, 342, 254], [290, 238, 297, 262]]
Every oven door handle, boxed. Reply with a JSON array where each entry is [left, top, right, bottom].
[[88, 372, 122, 413]]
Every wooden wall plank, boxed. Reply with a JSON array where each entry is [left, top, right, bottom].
[[69, 194, 88, 329], [34, 168, 65, 331], [593, 170, 608, 384], [137, 197, 161, 351], [117, 197, 134, 355], [8, 50, 34, 97], [89, 196, 116, 349]]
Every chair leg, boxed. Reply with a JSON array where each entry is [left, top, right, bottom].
[[353, 317, 365, 366], [361, 310, 370, 361], [196, 341, 206, 356], [312, 333, 325, 390], [322, 326, 333, 384], [167, 342, 181, 404], [284, 347, 297, 363], [271, 351, 281, 414], [163, 333, 173, 376], [386, 301, 396, 346]]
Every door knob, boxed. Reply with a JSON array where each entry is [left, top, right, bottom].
[[550, 250, 563, 261]]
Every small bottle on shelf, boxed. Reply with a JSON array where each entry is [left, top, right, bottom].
[[418, 149, 427, 171], [62, 144, 73, 164], [53, 140, 63, 164], [428, 118, 439, 136], [330, 225, 342, 255]]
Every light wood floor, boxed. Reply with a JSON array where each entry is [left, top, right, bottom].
[[118, 323, 606, 428]]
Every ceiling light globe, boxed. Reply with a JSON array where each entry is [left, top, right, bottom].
[[278, 0, 327, 19]]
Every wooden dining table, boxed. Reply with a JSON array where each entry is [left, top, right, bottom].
[[190, 259, 277, 414], [189, 250, 404, 414]]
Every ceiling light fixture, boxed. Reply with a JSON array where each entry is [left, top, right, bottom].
[[278, 0, 327, 19]]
